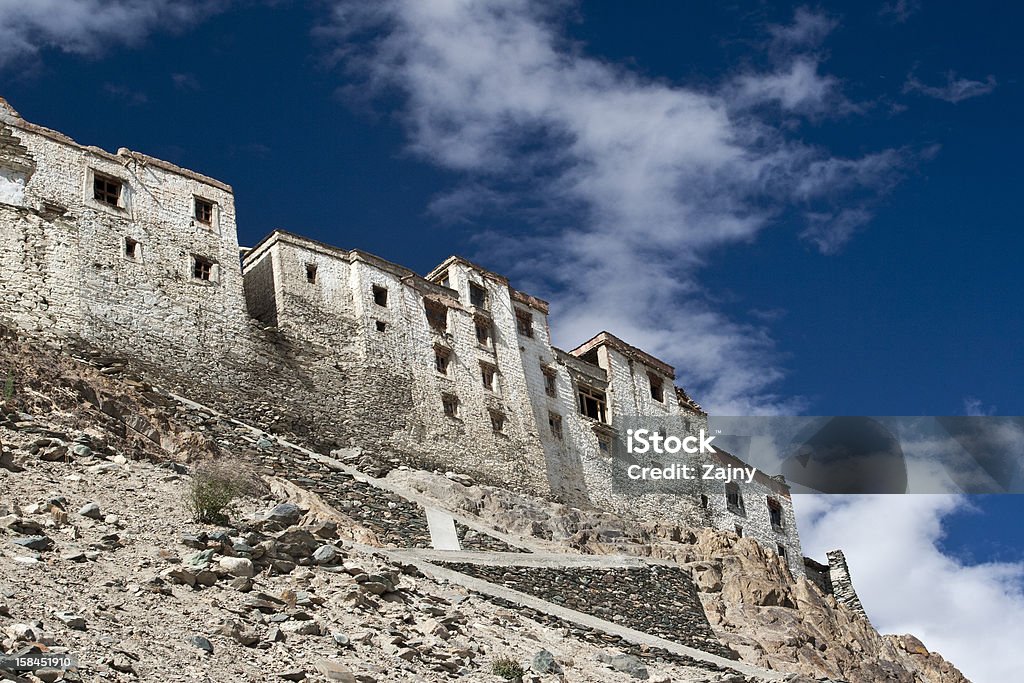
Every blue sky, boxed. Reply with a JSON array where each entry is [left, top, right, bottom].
[[1, 3, 1021, 679]]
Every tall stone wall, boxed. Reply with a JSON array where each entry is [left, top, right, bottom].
[[827, 549, 868, 620], [0, 98, 808, 575]]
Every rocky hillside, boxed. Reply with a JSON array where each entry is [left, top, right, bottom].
[[0, 329, 969, 683]]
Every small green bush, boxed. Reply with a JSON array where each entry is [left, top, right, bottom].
[[185, 459, 262, 524], [491, 656, 524, 680]]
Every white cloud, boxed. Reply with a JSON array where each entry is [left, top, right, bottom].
[[768, 7, 838, 48], [964, 396, 997, 416], [797, 494, 1024, 683], [904, 71, 997, 103], [322, 0, 903, 413], [0, 0, 228, 68]]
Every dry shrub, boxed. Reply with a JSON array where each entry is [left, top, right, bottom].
[[186, 458, 265, 524], [491, 656, 524, 680]]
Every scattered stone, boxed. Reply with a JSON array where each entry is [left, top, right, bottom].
[[275, 669, 306, 681], [219, 556, 255, 578], [189, 635, 214, 654], [78, 502, 102, 520], [180, 532, 208, 549], [264, 503, 302, 527], [54, 612, 87, 630], [531, 649, 560, 674], [314, 659, 357, 682], [230, 576, 254, 592], [312, 544, 341, 566], [12, 535, 52, 551], [597, 653, 648, 680]]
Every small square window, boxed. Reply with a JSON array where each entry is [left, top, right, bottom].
[[372, 285, 388, 307], [469, 282, 487, 308], [542, 367, 557, 398], [577, 384, 608, 423], [194, 197, 215, 225], [375, 320, 387, 332], [475, 317, 492, 347], [93, 173, 122, 207], [480, 362, 497, 391], [305, 263, 318, 283], [735, 525, 743, 538], [548, 412, 563, 440], [425, 300, 448, 332], [648, 372, 665, 402], [490, 410, 505, 433], [700, 494, 709, 510], [777, 544, 787, 559], [597, 435, 611, 454], [442, 393, 459, 418], [516, 310, 534, 338], [124, 237, 140, 260], [192, 256, 214, 282], [434, 346, 451, 375]]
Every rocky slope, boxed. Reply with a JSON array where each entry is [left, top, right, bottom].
[[0, 329, 970, 683], [389, 471, 971, 683]]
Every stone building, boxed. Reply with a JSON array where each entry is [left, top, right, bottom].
[[0, 97, 804, 575]]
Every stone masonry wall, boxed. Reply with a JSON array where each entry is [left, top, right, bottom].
[[0, 98, 810, 578], [439, 562, 735, 659]]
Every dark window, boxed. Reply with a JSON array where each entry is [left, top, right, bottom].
[[424, 300, 447, 332], [735, 524, 743, 538], [305, 263, 317, 283], [469, 282, 487, 308], [375, 320, 386, 332], [598, 435, 611, 454], [543, 367, 557, 397], [700, 494, 709, 510], [577, 384, 608, 423], [372, 285, 388, 307], [192, 256, 214, 281], [768, 497, 784, 529], [515, 310, 534, 338], [480, 362, 497, 390], [124, 237, 139, 259], [726, 482, 744, 513], [442, 393, 459, 418], [194, 197, 214, 224], [434, 346, 451, 374], [475, 318, 492, 347], [777, 544, 787, 559], [490, 410, 505, 433], [93, 173, 122, 207], [648, 372, 665, 402], [548, 412, 563, 440]]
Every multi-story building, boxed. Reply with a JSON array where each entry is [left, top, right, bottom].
[[0, 96, 803, 574]]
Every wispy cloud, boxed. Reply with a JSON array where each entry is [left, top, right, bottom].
[[0, 0, 229, 69], [879, 0, 920, 24], [102, 82, 148, 106], [964, 397, 997, 416], [798, 494, 1024, 683], [171, 72, 201, 91], [321, 1, 907, 413], [768, 6, 838, 48], [904, 71, 998, 103]]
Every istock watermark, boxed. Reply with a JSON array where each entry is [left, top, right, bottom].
[[611, 415, 1024, 495]]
